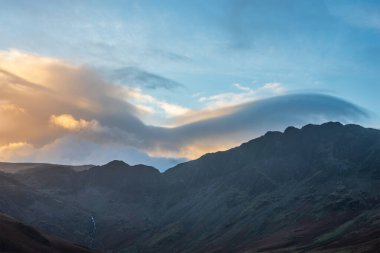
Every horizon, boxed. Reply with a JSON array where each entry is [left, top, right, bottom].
[[1, 0, 379, 169], [0, 121, 376, 171]]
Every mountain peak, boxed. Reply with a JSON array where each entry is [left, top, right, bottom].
[[284, 122, 345, 135], [104, 160, 130, 167], [301, 121, 344, 130], [321, 121, 344, 127], [284, 125, 299, 134]]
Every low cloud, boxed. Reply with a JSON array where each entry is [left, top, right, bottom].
[[0, 50, 369, 169], [0, 142, 34, 161]]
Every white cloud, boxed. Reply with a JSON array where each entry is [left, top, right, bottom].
[[198, 82, 285, 109], [263, 82, 284, 94], [234, 83, 253, 92], [122, 86, 191, 120]]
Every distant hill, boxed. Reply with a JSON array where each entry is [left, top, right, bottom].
[[0, 162, 94, 173], [1, 122, 380, 252]]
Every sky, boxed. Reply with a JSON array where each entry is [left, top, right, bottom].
[[0, 0, 379, 170]]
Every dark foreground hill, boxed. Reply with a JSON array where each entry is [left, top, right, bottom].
[[0, 212, 98, 253], [1, 122, 380, 252]]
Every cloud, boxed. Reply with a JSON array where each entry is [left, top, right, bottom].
[[0, 142, 34, 161], [0, 50, 369, 169], [34, 136, 185, 169], [109, 67, 182, 90], [0, 102, 26, 114], [147, 49, 192, 63], [123, 86, 191, 121], [149, 93, 368, 159], [49, 114, 100, 131], [0, 49, 144, 146], [198, 82, 285, 109], [263, 82, 284, 94]]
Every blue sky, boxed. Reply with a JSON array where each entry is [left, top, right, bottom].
[[0, 0, 379, 169]]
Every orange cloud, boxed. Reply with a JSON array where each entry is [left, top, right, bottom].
[[50, 114, 99, 131], [0, 142, 34, 161], [0, 49, 77, 87]]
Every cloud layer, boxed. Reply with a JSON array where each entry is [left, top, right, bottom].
[[0, 50, 369, 169], [109, 67, 183, 90]]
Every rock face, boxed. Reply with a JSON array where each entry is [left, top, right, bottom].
[[0, 212, 98, 253], [1, 122, 380, 252]]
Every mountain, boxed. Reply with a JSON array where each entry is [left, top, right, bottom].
[[0, 162, 93, 174], [158, 122, 380, 252], [0, 212, 98, 253], [1, 122, 380, 252]]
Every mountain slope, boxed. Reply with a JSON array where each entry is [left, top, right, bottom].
[[149, 122, 380, 252], [0, 170, 97, 247], [137, 122, 380, 252], [0, 212, 98, 253]]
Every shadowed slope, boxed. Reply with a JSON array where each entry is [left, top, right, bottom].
[[0, 213, 99, 253]]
